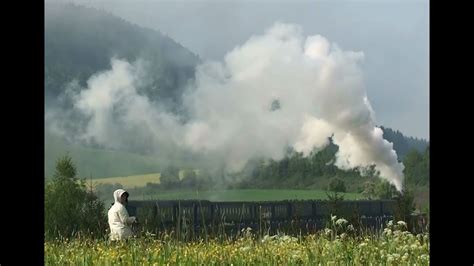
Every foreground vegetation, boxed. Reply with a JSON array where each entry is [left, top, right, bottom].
[[45, 155, 429, 264], [45, 219, 429, 265]]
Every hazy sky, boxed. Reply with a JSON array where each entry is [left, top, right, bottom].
[[48, 0, 429, 140]]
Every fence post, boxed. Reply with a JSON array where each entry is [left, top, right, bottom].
[[193, 203, 198, 235], [287, 202, 292, 219], [173, 203, 177, 223], [153, 203, 158, 218], [379, 201, 384, 216], [210, 204, 215, 223]]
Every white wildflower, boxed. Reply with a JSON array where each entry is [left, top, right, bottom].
[[397, 221, 407, 227], [324, 228, 332, 236], [240, 246, 251, 252], [402, 253, 409, 261], [261, 235, 276, 243], [383, 228, 392, 236]]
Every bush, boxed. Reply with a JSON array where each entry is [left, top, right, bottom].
[[45, 154, 107, 239], [375, 180, 397, 199], [328, 178, 346, 193], [361, 181, 376, 199]]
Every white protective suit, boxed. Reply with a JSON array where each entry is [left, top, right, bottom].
[[108, 189, 137, 240]]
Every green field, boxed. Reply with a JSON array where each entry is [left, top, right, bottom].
[[93, 173, 161, 189], [45, 132, 164, 178], [128, 189, 363, 201], [45, 132, 201, 179]]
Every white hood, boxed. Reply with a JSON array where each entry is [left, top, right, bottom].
[[113, 189, 128, 203]]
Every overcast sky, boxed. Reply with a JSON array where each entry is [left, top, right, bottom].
[[48, 0, 429, 140]]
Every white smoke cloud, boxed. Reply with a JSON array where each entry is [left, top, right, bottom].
[[47, 22, 404, 190]]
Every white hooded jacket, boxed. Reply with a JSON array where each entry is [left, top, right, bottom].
[[108, 189, 136, 240]]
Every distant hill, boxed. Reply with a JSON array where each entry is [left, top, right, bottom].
[[45, 132, 164, 178], [44, 3, 203, 178], [44, 125, 427, 179], [45, 129, 214, 179], [379, 126, 428, 159], [45, 3, 200, 110]]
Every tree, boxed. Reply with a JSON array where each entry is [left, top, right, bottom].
[[53, 153, 76, 179], [393, 188, 416, 226], [181, 169, 198, 188], [45, 154, 106, 239], [374, 180, 397, 199], [326, 190, 345, 219], [403, 148, 429, 186], [160, 165, 180, 188], [328, 178, 346, 193], [362, 181, 376, 200], [421, 145, 429, 184]]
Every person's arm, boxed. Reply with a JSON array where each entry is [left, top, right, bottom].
[[118, 206, 136, 225]]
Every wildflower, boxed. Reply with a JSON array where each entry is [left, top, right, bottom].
[[145, 232, 156, 237], [240, 246, 251, 252], [261, 235, 276, 243], [336, 218, 348, 226], [383, 228, 392, 236], [397, 221, 406, 226], [291, 250, 302, 259], [402, 253, 409, 261], [324, 228, 332, 236]]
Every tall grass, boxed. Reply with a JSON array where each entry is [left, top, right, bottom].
[[45, 217, 429, 265]]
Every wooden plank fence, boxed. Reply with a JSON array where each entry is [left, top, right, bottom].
[[125, 200, 398, 234]]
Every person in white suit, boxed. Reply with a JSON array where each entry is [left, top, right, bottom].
[[107, 189, 137, 240]]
